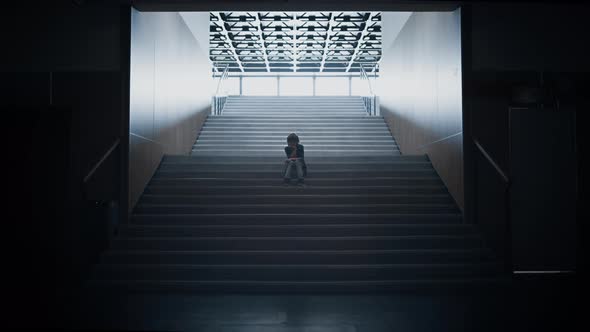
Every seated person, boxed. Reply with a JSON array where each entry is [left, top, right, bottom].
[[283, 133, 307, 186]]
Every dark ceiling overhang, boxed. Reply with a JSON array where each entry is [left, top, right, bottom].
[[131, 0, 461, 12]]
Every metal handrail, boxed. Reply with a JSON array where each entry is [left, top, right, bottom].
[[473, 139, 510, 185], [83, 138, 120, 184], [212, 73, 380, 78], [215, 63, 230, 96], [473, 137, 512, 273], [416, 132, 463, 150], [359, 63, 374, 95]]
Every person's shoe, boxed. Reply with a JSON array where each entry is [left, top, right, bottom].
[[296, 180, 306, 187], [283, 179, 291, 186]]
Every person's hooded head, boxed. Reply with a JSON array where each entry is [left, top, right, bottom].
[[287, 133, 299, 148]]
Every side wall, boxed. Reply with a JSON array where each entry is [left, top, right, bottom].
[[379, 10, 463, 209], [129, 10, 212, 210], [464, 3, 588, 270], [0, 2, 129, 327]]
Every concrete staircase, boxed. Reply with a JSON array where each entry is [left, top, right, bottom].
[[87, 96, 506, 292], [193, 96, 397, 157]]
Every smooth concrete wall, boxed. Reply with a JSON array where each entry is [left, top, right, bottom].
[[379, 10, 463, 210], [129, 9, 212, 211]]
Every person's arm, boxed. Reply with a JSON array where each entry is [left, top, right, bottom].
[[298, 144, 304, 159], [286, 146, 296, 159]]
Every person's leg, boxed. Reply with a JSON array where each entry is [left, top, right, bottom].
[[283, 160, 294, 183], [283, 160, 290, 178], [295, 159, 304, 183]]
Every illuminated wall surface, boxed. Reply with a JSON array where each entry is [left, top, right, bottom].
[[379, 10, 464, 209], [129, 10, 213, 210]]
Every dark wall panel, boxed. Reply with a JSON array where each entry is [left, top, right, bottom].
[[464, 3, 588, 270], [471, 3, 590, 72], [0, 4, 129, 326], [0, 2, 121, 72], [509, 109, 577, 271]]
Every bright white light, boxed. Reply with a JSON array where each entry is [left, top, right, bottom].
[[242, 77, 277, 96], [351, 77, 374, 96], [316, 77, 349, 96], [219, 77, 240, 96], [231, 75, 377, 96], [280, 77, 313, 96]]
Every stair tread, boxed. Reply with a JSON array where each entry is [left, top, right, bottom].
[[95, 263, 501, 269], [113, 235, 479, 240]]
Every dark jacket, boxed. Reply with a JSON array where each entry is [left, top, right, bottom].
[[285, 143, 304, 159], [284, 143, 307, 176]]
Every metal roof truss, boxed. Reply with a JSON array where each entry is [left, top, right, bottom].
[[210, 11, 381, 73]]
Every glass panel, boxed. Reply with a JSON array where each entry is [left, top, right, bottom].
[[315, 77, 349, 96], [219, 77, 240, 96], [351, 77, 374, 96], [279, 77, 313, 96], [242, 77, 277, 96]]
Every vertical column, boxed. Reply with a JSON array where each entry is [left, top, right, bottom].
[[239, 76, 243, 96], [277, 75, 280, 96], [120, 5, 131, 224], [348, 75, 352, 96], [313, 74, 316, 96], [461, 5, 475, 225]]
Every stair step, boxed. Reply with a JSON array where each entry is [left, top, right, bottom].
[[222, 109, 366, 111], [118, 224, 476, 237], [206, 118, 384, 122], [192, 144, 397, 149], [91, 263, 503, 281], [133, 203, 460, 214], [224, 104, 364, 106], [160, 159, 425, 165], [225, 102, 364, 104], [144, 185, 448, 195], [198, 131, 392, 135], [130, 213, 463, 225], [159, 163, 428, 171], [215, 115, 371, 118], [197, 137, 395, 141], [204, 120, 384, 123], [223, 105, 365, 108], [190, 151, 402, 157], [193, 140, 396, 145], [202, 125, 388, 129], [224, 104, 363, 106], [138, 194, 454, 205], [221, 113, 367, 116], [148, 177, 444, 186], [100, 249, 494, 265], [199, 129, 392, 133], [152, 170, 433, 179], [86, 277, 511, 293], [163, 155, 429, 162], [109, 235, 483, 250]]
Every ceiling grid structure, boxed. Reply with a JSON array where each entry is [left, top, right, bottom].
[[210, 12, 382, 73]]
